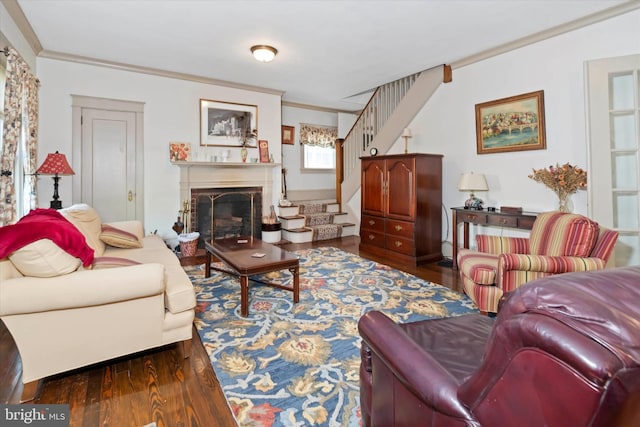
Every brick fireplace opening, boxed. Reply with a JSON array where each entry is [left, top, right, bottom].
[[190, 186, 262, 247]]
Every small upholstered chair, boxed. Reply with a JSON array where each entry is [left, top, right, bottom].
[[457, 211, 618, 313], [358, 266, 640, 427]]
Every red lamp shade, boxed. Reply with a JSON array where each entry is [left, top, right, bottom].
[[37, 151, 74, 209], [36, 151, 75, 176]]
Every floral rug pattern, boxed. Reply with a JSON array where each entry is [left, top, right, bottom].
[[188, 247, 477, 427]]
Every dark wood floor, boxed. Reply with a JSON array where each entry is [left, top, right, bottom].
[[0, 236, 461, 426]]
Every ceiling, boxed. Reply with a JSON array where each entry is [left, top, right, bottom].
[[14, 0, 636, 111]]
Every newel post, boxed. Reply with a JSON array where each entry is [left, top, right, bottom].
[[335, 138, 344, 207]]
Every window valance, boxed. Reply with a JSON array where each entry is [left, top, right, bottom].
[[299, 123, 338, 148]]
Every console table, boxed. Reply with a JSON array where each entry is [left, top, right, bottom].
[[451, 207, 539, 270]]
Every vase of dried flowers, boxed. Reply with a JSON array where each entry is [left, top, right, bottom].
[[557, 194, 569, 213], [528, 163, 587, 213]]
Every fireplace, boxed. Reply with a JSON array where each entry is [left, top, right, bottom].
[[190, 187, 262, 246], [174, 161, 278, 243]]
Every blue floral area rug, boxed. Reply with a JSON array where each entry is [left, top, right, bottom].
[[187, 247, 477, 427]]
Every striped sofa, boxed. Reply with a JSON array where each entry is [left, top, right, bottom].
[[457, 211, 619, 313]]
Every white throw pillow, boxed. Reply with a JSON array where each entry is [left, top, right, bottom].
[[59, 204, 106, 256], [9, 239, 81, 277]]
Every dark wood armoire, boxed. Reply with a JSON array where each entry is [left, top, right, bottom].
[[359, 153, 443, 265]]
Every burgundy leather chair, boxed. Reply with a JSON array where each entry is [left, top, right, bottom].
[[359, 266, 640, 427]]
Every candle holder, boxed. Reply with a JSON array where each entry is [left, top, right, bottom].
[[401, 128, 412, 154]]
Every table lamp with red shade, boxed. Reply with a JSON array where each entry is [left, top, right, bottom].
[[36, 151, 75, 209]]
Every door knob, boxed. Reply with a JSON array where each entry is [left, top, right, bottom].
[[128, 191, 133, 201]]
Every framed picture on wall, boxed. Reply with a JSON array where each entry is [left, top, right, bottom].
[[259, 140, 270, 163], [169, 142, 191, 161], [282, 125, 295, 145], [200, 99, 258, 147], [475, 90, 546, 154]]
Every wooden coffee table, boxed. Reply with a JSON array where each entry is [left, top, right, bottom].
[[204, 237, 300, 317]]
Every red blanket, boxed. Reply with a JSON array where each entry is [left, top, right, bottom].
[[0, 208, 94, 266]]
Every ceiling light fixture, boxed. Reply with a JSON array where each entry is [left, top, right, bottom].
[[251, 45, 277, 63]]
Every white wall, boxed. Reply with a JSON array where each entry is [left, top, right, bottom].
[[281, 105, 338, 196], [392, 9, 640, 253], [8, 6, 640, 249], [36, 58, 282, 237], [281, 106, 357, 200]]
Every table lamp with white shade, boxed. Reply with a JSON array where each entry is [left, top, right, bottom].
[[458, 172, 488, 210]]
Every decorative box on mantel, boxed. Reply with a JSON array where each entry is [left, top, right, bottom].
[[171, 161, 281, 228]]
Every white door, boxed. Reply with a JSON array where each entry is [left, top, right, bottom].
[[72, 96, 144, 223], [586, 54, 640, 267]]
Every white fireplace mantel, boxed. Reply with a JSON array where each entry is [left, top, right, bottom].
[[172, 161, 281, 169], [173, 161, 280, 220]]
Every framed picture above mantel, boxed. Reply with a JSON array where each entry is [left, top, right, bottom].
[[200, 99, 258, 148], [475, 90, 546, 155]]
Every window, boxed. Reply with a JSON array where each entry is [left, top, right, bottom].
[[303, 144, 335, 169], [299, 123, 337, 170], [0, 47, 39, 225], [1, 59, 30, 218], [0, 60, 5, 143]]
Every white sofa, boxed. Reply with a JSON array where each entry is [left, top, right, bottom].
[[0, 204, 196, 402]]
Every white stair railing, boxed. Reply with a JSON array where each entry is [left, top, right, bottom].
[[341, 73, 421, 182], [338, 65, 451, 223]]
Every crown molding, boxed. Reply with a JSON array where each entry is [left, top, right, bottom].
[[281, 100, 360, 115], [7, 0, 639, 106], [39, 49, 284, 96], [451, 1, 640, 70], [1, 0, 42, 54]]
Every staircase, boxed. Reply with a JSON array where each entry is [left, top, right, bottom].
[[277, 64, 452, 243], [339, 64, 452, 215], [278, 201, 356, 243]]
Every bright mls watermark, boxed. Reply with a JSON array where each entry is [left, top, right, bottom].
[[0, 405, 69, 426]]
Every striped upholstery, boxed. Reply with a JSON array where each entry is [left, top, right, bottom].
[[498, 254, 606, 292], [458, 249, 499, 285], [590, 227, 619, 261], [461, 273, 504, 313], [477, 235, 529, 255], [529, 212, 599, 257], [457, 212, 619, 313]]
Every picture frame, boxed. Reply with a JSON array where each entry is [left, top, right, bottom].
[[259, 140, 270, 163], [200, 99, 258, 147], [475, 90, 546, 155], [281, 125, 295, 145], [169, 142, 191, 162]]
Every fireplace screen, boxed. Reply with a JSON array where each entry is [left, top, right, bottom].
[[190, 187, 262, 247]]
